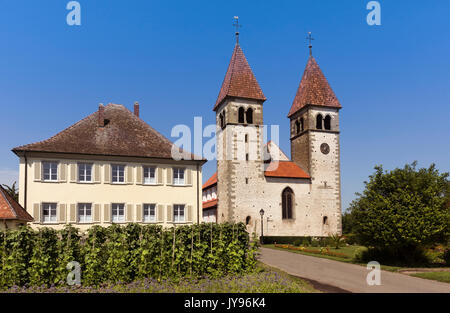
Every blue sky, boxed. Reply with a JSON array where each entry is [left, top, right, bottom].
[[0, 1, 449, 211]]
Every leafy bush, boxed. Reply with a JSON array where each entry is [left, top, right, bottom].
[[353, 246, 430, 266], [444, 249, 450, 266], [0, 223, 257, 289]]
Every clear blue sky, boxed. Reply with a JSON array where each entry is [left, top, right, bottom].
[[1, 1, 449, 211]]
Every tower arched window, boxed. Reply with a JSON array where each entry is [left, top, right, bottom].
[[300, 117, 304, 132], [219, 113, 224, 129], [246, 107, 253, 124], [324, 115, 331, 130], [238, 107, 245, 123], [282, 187, 294, 219], [316, 114, 323, 130], [295, 120, 300, 134]]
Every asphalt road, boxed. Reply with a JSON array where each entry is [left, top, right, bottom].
[[259, 247, 450, 293]]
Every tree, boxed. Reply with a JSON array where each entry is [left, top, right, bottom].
[[349, 162, 449, 250], [1, 182, 19, 202], [341, 210, 356, 234]]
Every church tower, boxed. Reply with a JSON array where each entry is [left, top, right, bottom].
[[288, 53, 343, 235], [214, 42, 266, 224]]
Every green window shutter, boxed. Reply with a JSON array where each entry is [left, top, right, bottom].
[[34, 161, 41, 181], [166, 168, 173, 185], [69, 204, 77, 223], [186, 169, 192, 185], [157, 204, 164, 223], [136, 204, 142, 222], [126, 166, 134, 184], [126, 204, 133, 222], [186, 205, 192, 223], [94, 164, 101, 183], [104, 204, 111, 223], [104, 164, 111, 183], [33, 203, 41, 223], [59, 204, 67, 223], [166, 205, 173, 223], [136, 166, 143, 185], [59, 163, 67, 182], [157, 167, 163, 184], [94, 204, 101, 223], [69, 163, 77, 182]]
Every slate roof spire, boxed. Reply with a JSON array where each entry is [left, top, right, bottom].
[[214, 43, 266, 111], [288, 55, 341, 117]]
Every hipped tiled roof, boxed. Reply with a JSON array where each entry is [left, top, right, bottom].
[[13, 104, 201, 161], [203, 199, 217, 210], [0, 186, 33, 222], [202, 172, 217, 190], [214, 44, 266, 110], [265, 161, 310, 179], [288, 56, 341, 117]]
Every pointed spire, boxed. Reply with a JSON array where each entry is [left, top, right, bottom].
[[287, 56, 341, 117], [214, 44, 266, 110]]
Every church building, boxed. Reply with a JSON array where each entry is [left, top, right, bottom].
[[203, 35, 342, 237]]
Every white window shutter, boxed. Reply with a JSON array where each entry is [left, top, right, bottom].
[[126, 166, 134, 184], [33, 203, 41, 223], [186, 205, 193, 223], [136, 204, 142, 222], [34, 161, 41, 181], [104, 204, 111, 223], [59, 163, 67, 182], [94, 164, 101, 183], [166, 168, 173, 185], [59, 204, 67, 223], [126, 204, 133, 222], [136, 166, 143, 185], [69, 163, 77, 182], [186, 169, 192, 185], [166, 205, 173, 222], [69, 204, 77, 223], [104, 164, 111, 183], [157, 167, 163, 184], [94, 204, 101, 223], [157, 204, 164, 223]]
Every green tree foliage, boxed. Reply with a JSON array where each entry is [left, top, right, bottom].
[[350, 162, 450, 250], [1, 182, 19, 202], [0, 222, 256, 288]]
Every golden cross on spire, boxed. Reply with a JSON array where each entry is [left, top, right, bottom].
[[306, 32, 314, 56], [233, 16, 241, 44]]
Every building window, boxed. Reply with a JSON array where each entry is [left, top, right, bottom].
[[316, 114, 323, 130], [323, 216, 328, 225], [173, 204, 185, 222], [324, 115, 331, 130], [246, 153, 249, 161], [78, 163, 92, 182], [112, 165, 125, 183], [219, 113, 224, 129], [246, 107, 253, 124], [143, 203, 156, 222], [245, 134, 248, 142], [238, 107, 245, 123], [112, 203, 125, 223], [246, 216, 251, 225], [282, 187, 294, 219], [300, 117, 304, 132], [42, 203, 57, 223], [143, 166, 156, 184], [78, 203, 92, 223], [42, 162, 58, 181], [245, 178, 249, 184], [173, 168, 185, 185], [295, 120, 300, 134]]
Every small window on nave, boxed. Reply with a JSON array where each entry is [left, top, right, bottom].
[[282, 187, 294, 219]]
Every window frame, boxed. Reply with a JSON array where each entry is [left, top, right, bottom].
[[78, 203, 93, 223], [282, 187, 294, 220], [42, 161, 58, 182], [42, 202, 57, 223], [143, 203, 156, 223], [111, 203, 125, 223], [111, 164, 125, 184], [173, 167, 185, 185], [78, 163, 93, 183], [143, 166, 156, 185], [173, 204, 185, 223]]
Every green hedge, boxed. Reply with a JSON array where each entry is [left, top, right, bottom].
[[262, 236, 336, 247], [0, 223, 258, 288]]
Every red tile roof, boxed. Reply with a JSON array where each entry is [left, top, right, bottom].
[[214, 44, 266, 110], [264, 161, 310, 179], [288, 56, 341, 117], [202, 172, 217, 189], [203, 199, 217, 210], [0, 186, 33, 222], [13, 103, 203, 161]]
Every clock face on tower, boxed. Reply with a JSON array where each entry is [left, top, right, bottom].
[[320, 143, 330, 155]]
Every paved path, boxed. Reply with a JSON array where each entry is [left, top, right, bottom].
[[259, 247, 450, 293]]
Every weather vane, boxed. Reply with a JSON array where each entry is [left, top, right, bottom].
[[306, 32, 314, 56], [233, 16, 241, 44]]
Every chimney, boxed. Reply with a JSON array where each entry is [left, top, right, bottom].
[[98, 103, 104, 127], [134, 101, 140, 118]]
